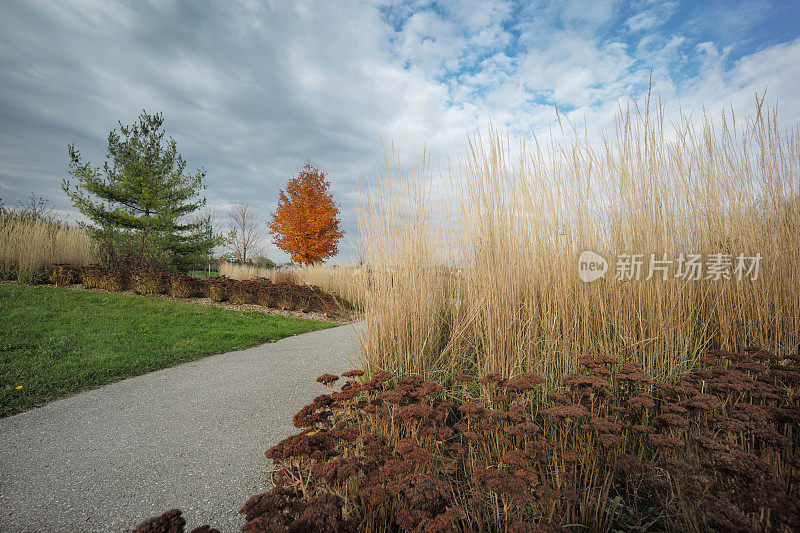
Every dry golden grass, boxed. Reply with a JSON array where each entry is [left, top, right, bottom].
[[219, 261, 277, 281], [0, 215, 96, 281], [357, 98, 800, 387], [292, 264, 366, 305]]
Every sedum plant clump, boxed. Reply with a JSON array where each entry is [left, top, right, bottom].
[[238, 348, 799, 531], [97, 269, 126, 292]]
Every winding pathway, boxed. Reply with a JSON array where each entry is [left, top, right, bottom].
[[0, 322, 361, 532]]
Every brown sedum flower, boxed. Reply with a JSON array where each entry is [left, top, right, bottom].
[[316, 373, 340, 385], [627, 394, 655, 409], [654, 413, 689, 428]]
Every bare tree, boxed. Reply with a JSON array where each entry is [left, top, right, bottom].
[[227, 202, 262, 263], [15, 193, 58, 223]]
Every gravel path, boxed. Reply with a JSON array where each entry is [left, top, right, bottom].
[[0, 322, 361, 532]]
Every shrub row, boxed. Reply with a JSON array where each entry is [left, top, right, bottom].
[[204, 276, 333, 312], [76, 265, 348, 314], [5, 262, 349, 314]]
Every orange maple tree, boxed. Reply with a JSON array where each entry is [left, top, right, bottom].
[[267, 163, 343, 265]]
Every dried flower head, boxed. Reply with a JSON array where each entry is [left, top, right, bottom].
[[373, 370, 395, 382], [662, 402, 688, 414], [478, 372, 503, 385], [317, 374, 340, 385], [458, 401, 484, 416], [627, 394, 655, 409], [681, 393, 722, 411], [649, 433, 685, 448], [654, 413, 689, 428], [132, 509, 187, 533], [397, 403, 435, 420]]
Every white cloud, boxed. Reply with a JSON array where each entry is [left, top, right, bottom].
[[0, 0, 798, 263], [625, 1, 676, 32], [626, 10, 659, 32]]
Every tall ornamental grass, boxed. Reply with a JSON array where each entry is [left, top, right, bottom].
[[219, 261, 277, 281], [357, 98, 800, 387], [293, 264, 366, 307], [0, 215, 96, 283]]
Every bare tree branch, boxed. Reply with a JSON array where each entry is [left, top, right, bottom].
[[15, 193, 59, 223], [226, 202, 262, 263]]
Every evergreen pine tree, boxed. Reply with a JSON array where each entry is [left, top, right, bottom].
[[63, 111, 214, 272]]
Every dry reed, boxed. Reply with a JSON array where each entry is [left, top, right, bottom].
[[293, 264, 366, 306], [0, 215, 96, 281], [357, 97, 800, 387], [219, 261, 277, 281]]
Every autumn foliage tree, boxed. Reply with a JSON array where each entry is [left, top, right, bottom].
[[268, 163, 343, 265]]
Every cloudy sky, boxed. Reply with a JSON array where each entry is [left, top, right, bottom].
[[1, 0, 799, 264]]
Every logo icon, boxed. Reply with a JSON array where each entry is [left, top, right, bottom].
[[578, 250, 608, 282]]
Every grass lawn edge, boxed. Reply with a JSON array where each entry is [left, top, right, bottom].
[[0, 283, 336, 417]]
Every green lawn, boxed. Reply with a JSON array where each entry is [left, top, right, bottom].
[[0, 283, 332, 416], [188, 270, 219, 280]]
